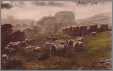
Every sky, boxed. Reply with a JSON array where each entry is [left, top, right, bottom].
[[1, 1, 112, 21]]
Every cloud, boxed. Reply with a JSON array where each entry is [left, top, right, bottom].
[[32, 1, 65, 7], [1, 1, 112, 21]]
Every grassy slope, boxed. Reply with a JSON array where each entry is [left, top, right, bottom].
[[85, 32, 112, 58], [21, 32, 112, 69]]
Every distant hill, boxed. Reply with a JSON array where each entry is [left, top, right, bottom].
[[2, 12, 112, 32], [1, 18, 36, 31], [77, 12, 112, 26]]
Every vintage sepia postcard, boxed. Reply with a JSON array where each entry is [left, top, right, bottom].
[[1, 0, 112, 70]]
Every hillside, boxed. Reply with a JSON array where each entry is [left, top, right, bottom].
[[77, 12, 112, 26]]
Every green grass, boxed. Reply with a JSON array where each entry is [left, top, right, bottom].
[[85, 32, 112, 58], [86, 32, 111, 48]]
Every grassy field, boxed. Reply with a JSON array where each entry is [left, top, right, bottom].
[[85, 32, 112, 58], [21, 31, 112, 69]]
